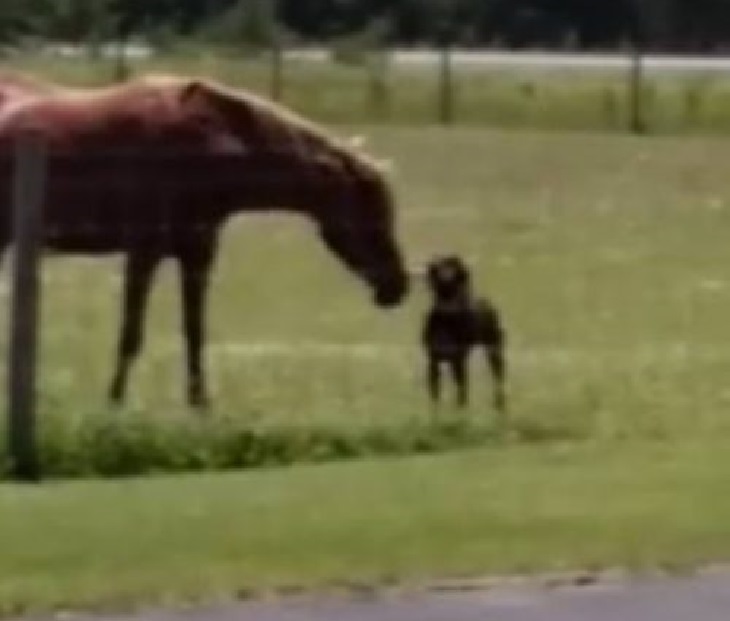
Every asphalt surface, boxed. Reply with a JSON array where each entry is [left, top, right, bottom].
[[40, 45, 730, 75], [34, 569, 730, 621], [292, 49, 730, 75]]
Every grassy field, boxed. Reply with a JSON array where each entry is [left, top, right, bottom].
[[2, 440, 730, 616], [6, 126, 730, 441], [3, 124, 730, 611], [8, 50, 730, 132]]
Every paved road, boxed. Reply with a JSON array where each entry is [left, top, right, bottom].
[[40, 569, 730, 621], [291, 49, 730, 75], [37, 45, 730, 75]]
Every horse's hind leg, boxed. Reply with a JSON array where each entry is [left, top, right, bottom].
[[178, 245, 215, 408], [109, 251, 161, 405]]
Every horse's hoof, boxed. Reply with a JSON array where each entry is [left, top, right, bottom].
[[188, 392, 210, 410], [108, 389, 124, 408]]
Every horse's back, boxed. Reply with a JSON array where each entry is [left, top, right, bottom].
[[0, 76, 192, 151]]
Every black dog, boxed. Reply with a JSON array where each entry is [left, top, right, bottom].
[[422, 255, 506, 411]]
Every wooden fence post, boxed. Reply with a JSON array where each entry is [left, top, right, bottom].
[[7, 132, 45, 482], [438, 44, 455, 125], [270, 39, 284, 102], [628, 44, 646, 134], [368, 50, 391, 120]]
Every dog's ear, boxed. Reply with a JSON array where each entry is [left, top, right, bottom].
[[457, 260, 470, 283], [449, 256, 471, 291], [449, 255, 467, 271]]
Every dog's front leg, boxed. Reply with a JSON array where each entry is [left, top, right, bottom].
[[449, 356, 468, 407], [486, 346, 507, 412]]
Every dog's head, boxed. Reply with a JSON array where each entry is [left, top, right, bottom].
[[426, 255, 471, 302]]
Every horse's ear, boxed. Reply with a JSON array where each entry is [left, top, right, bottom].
[[179, 79, 215, 118], [180, 79, 203, 103]]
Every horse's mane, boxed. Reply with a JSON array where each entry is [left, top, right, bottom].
[[183, 77, 389, 180], [0, 73, 390, 179]]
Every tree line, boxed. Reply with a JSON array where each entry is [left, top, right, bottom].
[[1, 0, 729, 52]]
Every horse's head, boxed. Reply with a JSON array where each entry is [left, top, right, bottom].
[[313, 158, 409, 308], [176, 79, 409, 307]]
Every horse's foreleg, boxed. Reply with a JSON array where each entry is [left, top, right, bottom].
[[108, 252, 160, 405], [179, 249, 214, 408]]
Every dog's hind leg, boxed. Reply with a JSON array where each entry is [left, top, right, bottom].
[[486, 344, 507, 413]]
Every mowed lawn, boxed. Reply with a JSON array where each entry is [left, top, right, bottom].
[[3, 127, 730, 613], [2, 441, 730, 615]]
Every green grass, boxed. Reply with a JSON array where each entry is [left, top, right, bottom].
[[8, 50, 730, 132], [2, 439, 730, 615]]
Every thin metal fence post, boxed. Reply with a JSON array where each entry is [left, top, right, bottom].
[[7, 132, 45, 482], [367, 49, 391, 121], [270, 39, 284, 102], [628, 44, 646, 134], [438, 44, 455, 125]]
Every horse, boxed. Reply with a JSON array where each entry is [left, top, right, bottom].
[[0, 74, 409, 407]]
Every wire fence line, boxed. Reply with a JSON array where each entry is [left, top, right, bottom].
[[157, 48, 662, 133], [16, 44, 730, 132]]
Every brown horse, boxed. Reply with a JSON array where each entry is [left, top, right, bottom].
[[0, 75, 409, 407]]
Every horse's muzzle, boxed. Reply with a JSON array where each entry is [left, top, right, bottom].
[[374, 275, 409, 308]]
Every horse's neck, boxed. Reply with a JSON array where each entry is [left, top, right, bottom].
[[213, 156, 329, 218]]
